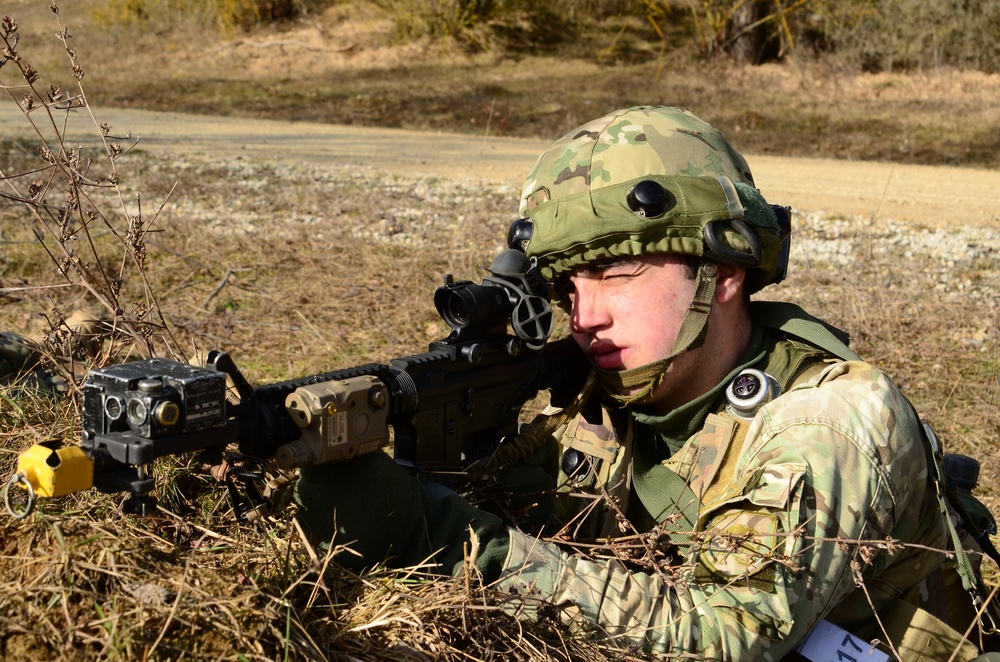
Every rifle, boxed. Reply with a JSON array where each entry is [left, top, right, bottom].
[[4, 249, 589, 520]]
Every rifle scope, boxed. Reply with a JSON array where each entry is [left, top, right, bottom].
[[433, 249, 552, 350]]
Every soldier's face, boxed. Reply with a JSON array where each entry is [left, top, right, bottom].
[[565, 254, 697, 379]]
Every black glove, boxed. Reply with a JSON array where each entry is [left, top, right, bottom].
[[295, 452, 510, 578]]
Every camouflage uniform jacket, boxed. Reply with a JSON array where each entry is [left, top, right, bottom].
[[494, 320, 949, 659]]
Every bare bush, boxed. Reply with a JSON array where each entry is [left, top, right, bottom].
[[805, 0, 1000, 72], [0, 9, 184, 377]]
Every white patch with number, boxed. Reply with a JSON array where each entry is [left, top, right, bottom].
[[796, 620, 889, 662]]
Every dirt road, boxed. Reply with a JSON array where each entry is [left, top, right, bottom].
[[2, 105, 998, 227]]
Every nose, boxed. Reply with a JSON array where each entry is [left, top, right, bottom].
[[570, 280, 611, 334]]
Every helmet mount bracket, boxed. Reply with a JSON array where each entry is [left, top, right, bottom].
[[702, 218, 764, 268]]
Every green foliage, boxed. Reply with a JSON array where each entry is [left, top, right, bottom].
[[630, 0, 1000, 71], [91, 0, 1000, 71]]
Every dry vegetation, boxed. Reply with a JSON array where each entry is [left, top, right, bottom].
[[1, 1, 998, 660], [7, 0, 1000, 168]]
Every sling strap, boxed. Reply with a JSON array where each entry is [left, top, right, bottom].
[[751, 301, 860, 362]]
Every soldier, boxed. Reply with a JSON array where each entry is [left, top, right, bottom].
[[0, 332, 70, 395], [0, 310, 103, 396], [296, 106, 997, 659]]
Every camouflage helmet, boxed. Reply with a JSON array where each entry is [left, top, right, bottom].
[[514, 106, 788, 294]]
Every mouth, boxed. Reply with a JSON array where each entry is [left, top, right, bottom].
[[589, 341, 625, 371]]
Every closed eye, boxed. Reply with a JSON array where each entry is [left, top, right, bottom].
[[594, 262, 647, 280], [555, 258, 647, 302]]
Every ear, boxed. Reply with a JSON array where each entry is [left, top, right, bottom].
[[714, 264, 746, 304]]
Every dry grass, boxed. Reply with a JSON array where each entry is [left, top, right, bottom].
[[0, 480, 620, 660], [1, 2, 999, 660]]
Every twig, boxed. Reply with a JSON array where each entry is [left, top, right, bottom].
[[146, 536, 196, 658], [202, 267, 235, 308], [948, 580, 1000, 662], [212, 39, 353, 53], [0, 283, 75, 293]]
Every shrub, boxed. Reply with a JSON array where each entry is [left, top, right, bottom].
[[637, 0, 813, 63], [93, 0, 333, 33], [636, 0, 1000, 71], [811, 0, 1000, 72], [367, 0, 630, 52]]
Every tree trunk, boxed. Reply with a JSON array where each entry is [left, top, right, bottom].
[[726, 0, 779, 64]]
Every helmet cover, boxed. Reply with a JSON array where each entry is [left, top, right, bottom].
[[519, 106, 783, 293]]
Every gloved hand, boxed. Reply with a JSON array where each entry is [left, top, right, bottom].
[[294, 451, 510, 577]]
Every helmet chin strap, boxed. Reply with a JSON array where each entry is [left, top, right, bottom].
[[594, 262, 719, 406]]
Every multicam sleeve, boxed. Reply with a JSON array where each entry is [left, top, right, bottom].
[[494, 361, 929, 658], [0, 331, 70, 395]]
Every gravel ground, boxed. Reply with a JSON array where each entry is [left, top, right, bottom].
[[114, 151, 996, 369], [792, 210, 1000, 303], [122, 149, 999, 313], [2, 104, 999, 226], [4, 104, 1000, 332], [162, 153, 1000, 304]]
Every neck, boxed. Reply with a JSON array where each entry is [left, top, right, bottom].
[[642, 306, 753, 416]]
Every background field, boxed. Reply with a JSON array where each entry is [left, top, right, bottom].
[[7, 0, 1000, 168], [1, 1, 999, 659]]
